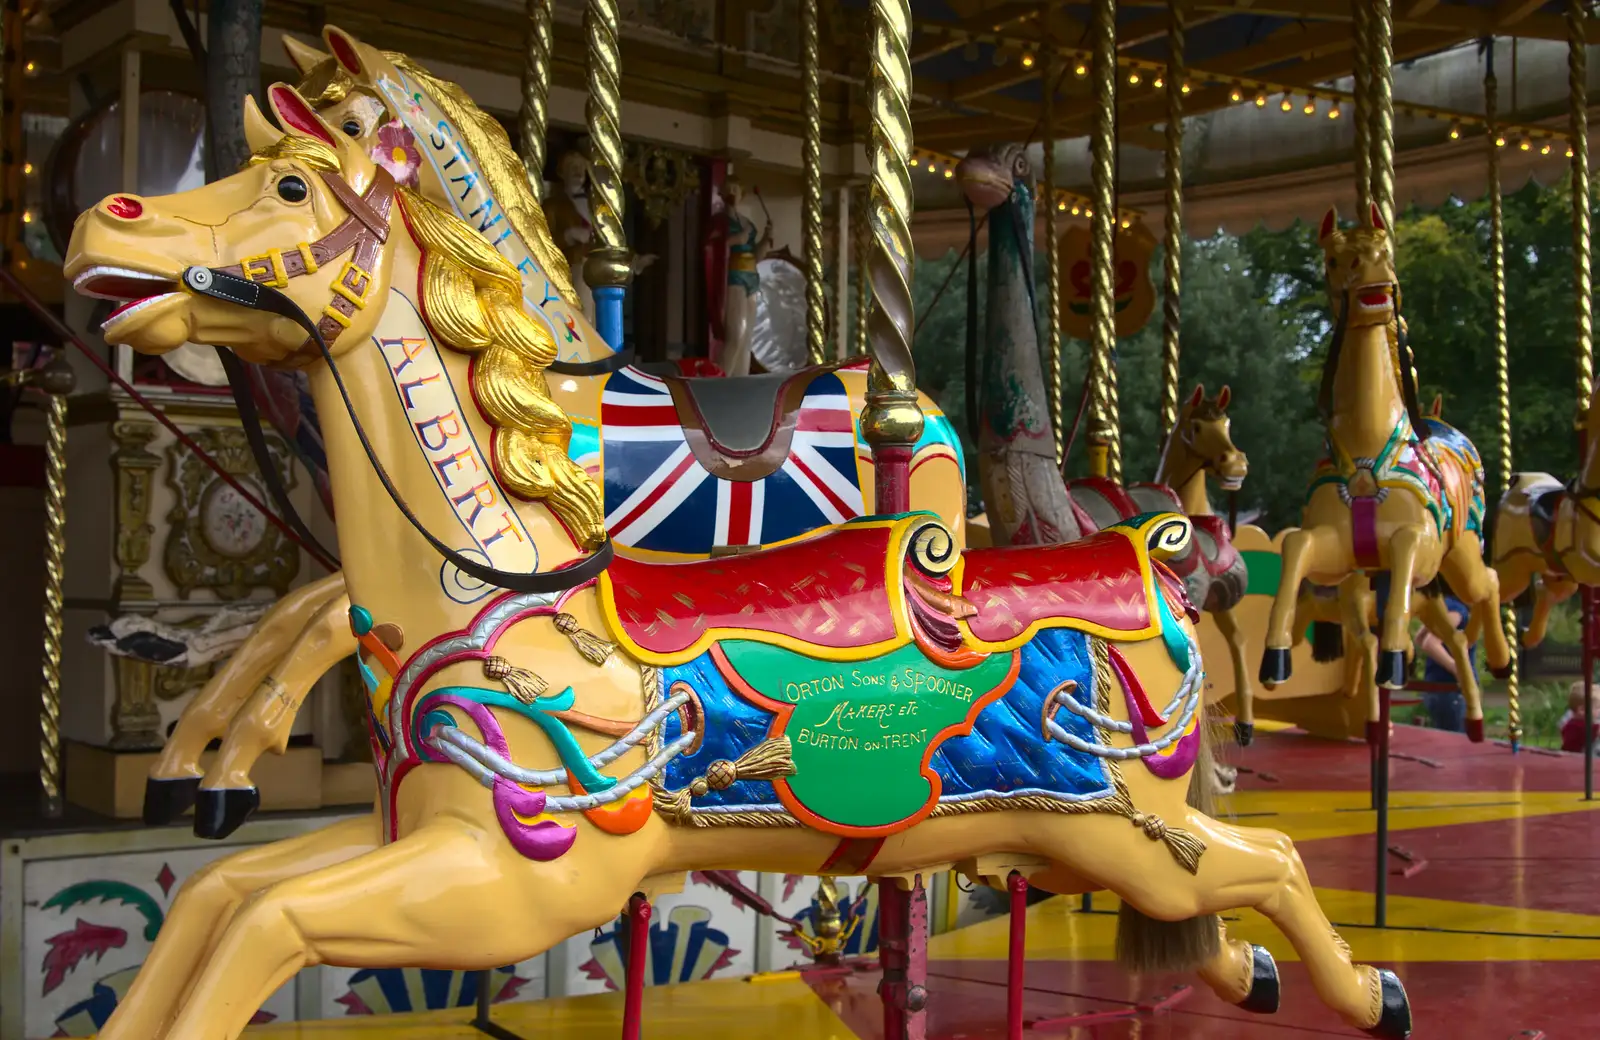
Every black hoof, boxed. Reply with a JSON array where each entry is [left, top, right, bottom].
[[1362, 969, 1412, 1039], [143, 776, 201, 825], [1258, 648, 1291, 686], [1234, 721, 1255, 747], [193, 787, 260, 840], [1375, 650, 1408, 689], [1237, 944, 1279, 1015], [1489, 660, 1514, 680]]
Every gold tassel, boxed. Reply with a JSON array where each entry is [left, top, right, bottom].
[[1129, 810, 1206, 875], [483, 655, 548, 704], [554, 612, 617, 666], [660, 737, 796, 822]]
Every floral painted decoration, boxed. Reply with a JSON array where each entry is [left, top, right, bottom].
[[371, 121, 422, 188]]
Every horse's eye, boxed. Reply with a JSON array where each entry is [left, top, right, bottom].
[[341, 119, 362, 137], [277, 175, 309, 203]]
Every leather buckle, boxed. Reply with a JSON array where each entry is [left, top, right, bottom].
[[331, 260, 372, 310], [240, 249, 289, 288]]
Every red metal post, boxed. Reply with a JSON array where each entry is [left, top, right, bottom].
[[876, 875, 928, 1040], [621, 893, 651, 1040], [874, 444, 913, 514], [1006, 872, 1028, 1040]]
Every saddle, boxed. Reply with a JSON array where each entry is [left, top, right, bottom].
[[1530, 484, 1566, 550], [657, 365, 846, 481]]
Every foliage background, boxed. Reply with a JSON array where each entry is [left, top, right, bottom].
[[903, 175, 1597, 533]]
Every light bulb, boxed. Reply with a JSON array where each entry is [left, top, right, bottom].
[[1280, 96, 1293, 112], [22, 211, 32, 224], [1569, 145, 1576, 158], [1254, 92, 1267, 107], [1074, 62, 1088, 77], [22, 162, 32, 175], [1181, 82, 1191, 94], [943, 166, 954, 179], [1229, 84, 1243, 102], [1128, 71, 1141, 86], [1328, 104, 1341, 119], [24, 61, 34, 73], [1303, 98, 1316, 115], [1021, 52, 1035, 69], [1119, 218, 1131, 229], [1057, 200, 1067, 211], [1448, 122, 1461, 140], [1153, 76, 1164, 88], [1495, 134, 1507, 147], [1071, 205, 1081, 215], [1541, 142, 1553, 155], [1519, 136, 1532, 151]]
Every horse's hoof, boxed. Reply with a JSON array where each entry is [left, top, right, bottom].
[[1375, 650, 1407, 689], [1258, 648, 1291, 685], [1490, 660, 1515, 680], [194, 787, 260, 840], [1466, 717, 1485, 743], [1362, 968, 1411, 1039], [1234, 721, 1254, 747], [1238, 944, 1279, 1015], [143, 776, 201, 825]]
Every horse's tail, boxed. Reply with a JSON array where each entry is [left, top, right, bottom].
[[1114, 711, 1222, 972], [1311, 621, 1346, 662]]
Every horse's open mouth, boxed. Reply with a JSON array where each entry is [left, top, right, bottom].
[[1354, 284, 1392, 311], [73, 266, 181, 328], [1217, 476, 1244, 492]]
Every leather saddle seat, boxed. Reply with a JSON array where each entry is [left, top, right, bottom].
[[1530, 484, 1567, 549], [658, 366, 841, 482]]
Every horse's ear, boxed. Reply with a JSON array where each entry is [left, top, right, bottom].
[[322, 25, 369, 78], [1369, 202, 1386, 231], [1318, 207, 1338, 242], [1429, 394, 1442, 418], [1188, 384, 1204, 407], [281, 35, 329, 77], [1216, 384, 1231, 411], [267, 83, 339, 148], [242, 94, 282, 154]]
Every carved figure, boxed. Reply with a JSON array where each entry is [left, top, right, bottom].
[[713, 176, 774, 376], [133, 28, 966, 834], [1257, 206, 1508, 742], [65, 83, 1409, 1040]]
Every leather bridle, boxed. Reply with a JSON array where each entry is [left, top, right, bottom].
[[191, 163, 613, 595]]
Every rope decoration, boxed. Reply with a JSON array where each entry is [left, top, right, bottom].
[[655, 737, 797, 823]]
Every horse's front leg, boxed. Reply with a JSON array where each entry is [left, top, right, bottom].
[[1212, 606, 1254, 745], [1261, 526, 1344, 685], [1335, 573, 1380, 741], [1376, 524, 1430, 688], [1414, 593, 1484, 742]]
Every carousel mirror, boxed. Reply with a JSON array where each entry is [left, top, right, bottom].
[[748, 247, 813, 373]]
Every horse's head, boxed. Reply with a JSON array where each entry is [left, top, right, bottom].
[[66, 84, 386, 366], [957, 144, 1029, 213], [1177, 384, 1247, 492], [1318, 203, 1397, 329]]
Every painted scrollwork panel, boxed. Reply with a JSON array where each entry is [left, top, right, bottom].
[[163, 427, 300, 600], [112, 419, 160, 604], [623, 143, 701, 229]]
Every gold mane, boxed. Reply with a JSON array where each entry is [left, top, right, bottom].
[[296, 53, 579, 309], [396, 187, 605, 550]]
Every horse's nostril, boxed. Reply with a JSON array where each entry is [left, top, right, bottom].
[[106, 196, 143, 220]]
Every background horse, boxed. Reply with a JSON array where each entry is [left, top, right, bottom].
[[66, 85, 1410, 1040]]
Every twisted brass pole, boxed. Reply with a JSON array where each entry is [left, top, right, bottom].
[[1043, 48, 1063, 463], [802, 0, 826, 365], [1158, 0, 1185, 441], [518, 0, 553, 194], [854, 183, 870, 355], [1571, 0, 1593, 420], [1086, 0, 1119, 481], [38, 380, 67, 817], [1353, 0, 1372, 218], [860, 0, 922, 512], [1369, 0, 1396, 229], [583, 0, 631, 348], [1486, 68, 1521, 749]]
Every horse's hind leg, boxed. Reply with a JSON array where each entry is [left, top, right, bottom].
[[196, 592, 358, 838], [1212, 606, 1254, 745], [98, 813, 379, 1040], [1414, 593, 1483, 740], [1195, 918, 1280, 1014], [1439, 532, 1512, 679], [1337, 574, 1381, 741], [161, 817, 645, 1040], [146, 573, 346, 824]]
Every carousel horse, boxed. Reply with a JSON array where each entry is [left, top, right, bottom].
[[137, 26, 965, 836], [1067, 386, 1256, 744], [1486, 384, 1600, 647], [65, 86, 1410, 1040], [1257, 205, 1504, 742]]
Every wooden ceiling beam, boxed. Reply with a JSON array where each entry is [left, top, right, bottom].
[[939, 60, 1044, 102], [911, 2, 1049, 63], [1116, 9, 1231, 50], [1492, 0, 1550, 26]]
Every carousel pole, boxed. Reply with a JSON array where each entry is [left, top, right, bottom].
[[583, 0, 631, 350], [33, 360, 73, 818], [1042, 44, 1063, 463], [1085, 0, 1119, 481], [1570, 0, 1595, 795], [802, 0, 826, 365], [1353, 1, 1372, 218], [1157, 0, 1185, 441], [1368, 0, 1396, 930], [518, 0, 554, 192], [854, 183, 870, 356]]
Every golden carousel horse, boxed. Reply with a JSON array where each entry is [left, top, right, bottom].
[[64, 84, 1410, 1040], [1258, 206, 1506, 741], [139, 26, 966, 837]]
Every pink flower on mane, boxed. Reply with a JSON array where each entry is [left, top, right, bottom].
[[371, 121, 421, 188]]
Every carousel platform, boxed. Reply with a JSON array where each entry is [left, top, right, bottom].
[[232, 724, 1600, 1039]]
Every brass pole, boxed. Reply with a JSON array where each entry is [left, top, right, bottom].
[[1158, 1, 1185, 441], [1043, 47, 1063, 463], [1369, 0, 1396, 229], [518, 0, 554, 193], [859, 0, 922, 513], [1353, 0, 1372, 218], [34, 360, 73, 817], [583, 0, 631, 349], [1086, 0, 1119, 481], [802, 0, 826, 365], [854, 182, 870, 356], [1571, 0, 1593, 419]]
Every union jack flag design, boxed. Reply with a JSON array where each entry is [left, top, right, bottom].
[[601, 367, 865, 555]]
